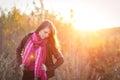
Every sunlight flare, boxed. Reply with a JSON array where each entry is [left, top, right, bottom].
[[71, 7, 113, 31]]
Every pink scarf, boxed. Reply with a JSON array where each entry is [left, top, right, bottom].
[[22, 33, 47, 79]]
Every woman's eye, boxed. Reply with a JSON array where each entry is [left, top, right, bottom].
[[44, 31, 48, 34]]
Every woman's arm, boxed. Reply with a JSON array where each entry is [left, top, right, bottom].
[[16, 33, 32, 66], [52, 48, 64, 69], [48, 45, 64, 70]]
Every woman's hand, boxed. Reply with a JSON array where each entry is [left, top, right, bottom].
[[42, 64, 47, 71], [19, 64, 25, 71]]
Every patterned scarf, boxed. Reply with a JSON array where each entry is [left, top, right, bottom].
[[22, 32, 47, 79]]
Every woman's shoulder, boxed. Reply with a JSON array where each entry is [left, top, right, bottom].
[[26, 32, 33, 37], [24, 32, 33, 39], [21, 32, 33, 44]]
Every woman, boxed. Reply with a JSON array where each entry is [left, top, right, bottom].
[[16, 20, 64, 80]]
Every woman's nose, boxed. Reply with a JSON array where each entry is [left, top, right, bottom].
[[45, 34, 49, 38]]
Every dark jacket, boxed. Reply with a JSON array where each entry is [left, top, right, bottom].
[[16, 33, 64, 79]]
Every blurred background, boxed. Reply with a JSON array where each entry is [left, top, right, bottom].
[[0, 0, 120, 80]]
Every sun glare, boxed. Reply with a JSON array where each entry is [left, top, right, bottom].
[[44, 0, 119, 31], [72, 20, 108, 31], [56, 6, 110, 31], [71, 7, 111, 31]]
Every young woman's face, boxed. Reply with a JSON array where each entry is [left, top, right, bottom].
[[39, 27, 51, 39]]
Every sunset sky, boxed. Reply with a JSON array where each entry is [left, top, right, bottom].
[[0, 0, 120, 30]]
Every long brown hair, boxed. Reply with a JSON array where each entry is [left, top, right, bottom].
[[35, 20, 60, 50]]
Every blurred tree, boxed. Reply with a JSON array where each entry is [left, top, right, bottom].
[[0, 18, 2, 54]]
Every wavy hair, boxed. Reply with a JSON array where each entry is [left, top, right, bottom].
[[35, 20, 60, 50]]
